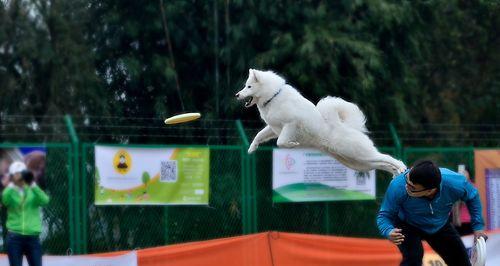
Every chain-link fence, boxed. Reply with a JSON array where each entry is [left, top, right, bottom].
[[403, 147, 475, 175], [0, 115, 497, 255], [76, 143, 400, 254], [0, 143, 494, 254], [81, 144, 245, 253], [252, 147, 396, 238]]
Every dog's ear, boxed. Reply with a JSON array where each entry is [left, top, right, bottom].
[[250, 69, 259, 83]]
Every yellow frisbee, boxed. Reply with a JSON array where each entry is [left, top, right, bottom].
[[164, 113, 201, 125]]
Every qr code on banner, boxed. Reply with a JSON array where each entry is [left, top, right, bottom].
[[161, 160, 178, 182]]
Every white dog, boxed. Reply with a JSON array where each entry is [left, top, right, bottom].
[[236, 69, 406, 175]]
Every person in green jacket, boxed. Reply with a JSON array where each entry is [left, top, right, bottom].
[[2, 161, 49, 266]]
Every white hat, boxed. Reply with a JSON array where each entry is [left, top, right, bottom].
[[8, 161, 27, 175]]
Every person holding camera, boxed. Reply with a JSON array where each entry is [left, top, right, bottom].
[[2, 161, 49, 266]]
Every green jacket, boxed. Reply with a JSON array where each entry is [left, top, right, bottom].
[[2, 184, 50, 235]]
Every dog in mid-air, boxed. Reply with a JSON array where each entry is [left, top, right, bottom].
[[236, 69, 407, 176]]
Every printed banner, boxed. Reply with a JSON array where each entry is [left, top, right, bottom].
[[0, 251, 137, 266], [474, 150, 500, 230], [95, 146, 209, 205], [486, 169, 500, 230], [273, 148, 375, 202]]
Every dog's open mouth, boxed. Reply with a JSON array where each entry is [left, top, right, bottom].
[[244, 96, 254, 108]]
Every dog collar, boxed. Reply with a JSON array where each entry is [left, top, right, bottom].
[[263, 88, 282, 107]]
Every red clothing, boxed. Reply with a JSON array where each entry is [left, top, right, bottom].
[[459, 202, 471, 223]]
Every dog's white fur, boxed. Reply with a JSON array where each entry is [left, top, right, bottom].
[[236, 69, 407, 175]]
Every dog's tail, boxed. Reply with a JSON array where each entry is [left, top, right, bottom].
[[316, 96, 368, 133]]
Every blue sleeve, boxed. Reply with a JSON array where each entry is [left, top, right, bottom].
[[461, 180, 485, 231], [377, 181, 404, 238]]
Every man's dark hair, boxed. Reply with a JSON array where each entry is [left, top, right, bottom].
[[409, 160, 441, 189]]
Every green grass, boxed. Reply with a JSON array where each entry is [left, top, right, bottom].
[[95, 175, 208, 205], [273, 183, 374, 203]]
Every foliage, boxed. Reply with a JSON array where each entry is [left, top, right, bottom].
[[0, 0, 498, 142]]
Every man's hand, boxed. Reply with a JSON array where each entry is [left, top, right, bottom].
[[474, 230, 488, 243], [389, 228, 405, 245]]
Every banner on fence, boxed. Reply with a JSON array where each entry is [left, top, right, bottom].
[[272, 148, 375, 202], [95, 146, 209, 205], [486, 169, 500, 230], [474, 149, 500, 230]]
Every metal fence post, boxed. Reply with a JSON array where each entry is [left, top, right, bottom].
[[389, 123, 403, 160], [164, 207, 169, 244], [80, 143, 89, 253], [64, 115, 82, 254], [325, 203, 330, 235], [235, 120, 253, 234], [250, 154, 257, 233], [66, 144, 76, 254]]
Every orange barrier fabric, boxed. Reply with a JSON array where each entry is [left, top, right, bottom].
[[269, 232, 402, 266], [133, 232, 406, 266], [86, 231, 447, 266], [137, 232, 272, 266], [12, 231, 500, 265], [81, 232, 405, 265]]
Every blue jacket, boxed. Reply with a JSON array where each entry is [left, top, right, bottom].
[[377, 168, 484, 238]]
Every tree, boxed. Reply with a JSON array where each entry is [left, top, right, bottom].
[[141, 171, 150, 192], [0, 0, 113, 142], [1, 0, 498, 143]]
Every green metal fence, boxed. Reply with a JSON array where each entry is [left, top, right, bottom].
[[251, 147, 396, 238], [75, 143, 399, 254], [80, 143, 245, 253], [403, 147, 475, 179], [0, 116, 497, 255]]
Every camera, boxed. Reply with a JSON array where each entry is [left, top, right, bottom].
[[21, 170, 34, 185]]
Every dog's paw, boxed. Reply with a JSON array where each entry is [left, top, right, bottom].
[[397, 166, 407, 174], [248, 143, 258, 154], [288, 141, 300, 147], [278, 141, 300, 148], [390, 166, 407, 178]]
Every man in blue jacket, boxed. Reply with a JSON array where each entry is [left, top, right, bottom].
[[377, 160, 487, 266]]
